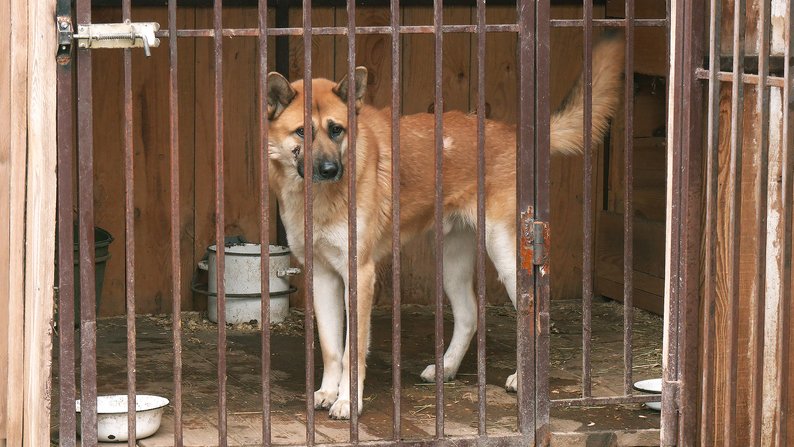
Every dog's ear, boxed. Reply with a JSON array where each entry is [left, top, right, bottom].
[[266, 72, 297, 119], [333, 66, 368, 111]]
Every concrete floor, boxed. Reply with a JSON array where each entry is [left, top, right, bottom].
[[52, 298, 663, 446]]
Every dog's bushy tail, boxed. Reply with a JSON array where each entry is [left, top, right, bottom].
[[550, 34, 625, 156]]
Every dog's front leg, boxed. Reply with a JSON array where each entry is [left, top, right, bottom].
[[328, 261, 375, 420], [313, 262, 346, 409]]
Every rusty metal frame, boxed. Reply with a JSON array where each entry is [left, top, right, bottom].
[[53, 1, 679, 446]]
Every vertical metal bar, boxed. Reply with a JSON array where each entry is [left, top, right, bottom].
[[121, 0, 137, 444], [581, 0, 594, 399], [775, 0, 793, 443], [168, 0, 184, 445], [432, 0, 445, 440], [700, 0, 721, 444], [76, 0, 98, 442], [56, 13, 76, 445], [534, 0, 552, 443], [346, 0, 359, 440], [302, 1, 316, 444], [474, 0, 487, 438], [672, 1, 705, 444], [257, 0, 271, 445], [725, 1, 746, 444], [622, 0, 635, 398], [749, 0, 771, 444], [212, 0, 228, 445], [390, 0, 402, 441], [516, 0, 536, 440]]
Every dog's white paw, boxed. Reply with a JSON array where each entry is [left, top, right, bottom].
[[314, 389, 338, 410], [420, 364, 456, 383], [505, 372, 518, 392], [328, 398, 351, 420]]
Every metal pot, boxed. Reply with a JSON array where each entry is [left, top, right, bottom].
[[198, 243, 299, 295]]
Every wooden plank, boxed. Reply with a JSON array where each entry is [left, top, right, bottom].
[[22, 0, 57, 445], [6, 0, 28, 444], [0, 0, 11, 439]]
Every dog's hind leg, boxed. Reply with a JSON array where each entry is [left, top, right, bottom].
[[485, 221, 520, 392], [329, 261, 376, 420], [420, 225, 478, 383], [313, 262, 346, 409]]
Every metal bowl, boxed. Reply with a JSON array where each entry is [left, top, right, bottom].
[[76, 394, 169, 442]]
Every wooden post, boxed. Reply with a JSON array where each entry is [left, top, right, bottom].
[[22, 0, 58, 445]]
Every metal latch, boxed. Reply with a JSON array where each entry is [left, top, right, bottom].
[[57, 18, 160, 59], [520, 208, 549, 268]]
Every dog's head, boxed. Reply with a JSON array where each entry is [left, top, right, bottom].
[[266, 67, 368, 183]]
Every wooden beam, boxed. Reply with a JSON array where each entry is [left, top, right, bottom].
[[0, 0, 12, 440], [5, 0, 28, 445], [22, 0, 57, 445]]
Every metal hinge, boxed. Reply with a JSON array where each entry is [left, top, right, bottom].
[[520, 208, 550, 268], [56, 17, 160, 62]]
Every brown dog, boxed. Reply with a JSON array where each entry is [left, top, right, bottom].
[[265, 36, 624, 419]]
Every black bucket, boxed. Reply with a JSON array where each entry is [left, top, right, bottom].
[[56, 226, 113, 325]]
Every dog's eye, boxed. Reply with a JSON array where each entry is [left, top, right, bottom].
[[329, 124, 344, 139], [295, 127, 304, 138]]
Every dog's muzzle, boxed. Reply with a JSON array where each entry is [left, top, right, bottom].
[[297, 158, 344, 182]]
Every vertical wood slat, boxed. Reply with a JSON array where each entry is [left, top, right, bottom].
[[474, 0, 487, 438], [622, 0, 635, 398], [389, 0, 402, 441], [5, 0, 28, 444], [581, 0, 594, 399], [701, 0, 722, 444], [0, 0, 13, 438], [22, 0, 58, 445], [724, 1, 746, 445], [749, 0, 771, 444]]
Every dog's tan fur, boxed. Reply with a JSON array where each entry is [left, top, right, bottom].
[[266, 37, 624, 419]]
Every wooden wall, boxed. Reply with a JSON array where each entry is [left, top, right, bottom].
[[88, 2, 669, 316]]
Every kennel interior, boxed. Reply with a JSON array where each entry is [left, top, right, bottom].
[[49, 0, 671, 444]]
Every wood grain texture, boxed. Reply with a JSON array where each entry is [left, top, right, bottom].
[[22, 1, 58, 444], [5, 0, 28, 444], [0, 0, 11, 437]]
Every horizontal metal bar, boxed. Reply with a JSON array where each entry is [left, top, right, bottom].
[[313, 434, 534, 447], [550, 18, 667, 27], [550, 394, 662, 407], [695, 68, 786, 87], [153, 18, 667, 39], [94, 0, 607, 7]]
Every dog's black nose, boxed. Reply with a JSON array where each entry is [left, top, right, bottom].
[[318, 160, 340, 180]]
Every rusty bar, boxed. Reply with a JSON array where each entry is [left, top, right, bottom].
[[694, 68, 786, 87], [168, 0, 184, 445], [670, 1, 705, 444], [581, 0, 594, 400], [346, 0, 360, 439], [121, 0, 137, 442], [775, 0, 793, 443], [749, 0, 771, 444], [661, 0, 683, 440], [699, 0, 720, 444], [76, 0, 98, 442], [724, 0, 746, 444], [622, 0, 635, 397], [474, 0, 487, 437], [432, 0, 445, 439], [550, 394, 662, 407], [212, 0, 228, 445], [390, 0, 402, 441], [306, 433, 553, 447], [535, 0, 552, 442], [515, 0, 536, 439], [302, 0, 316, 443], [550, 18, 667, 27], [257, 0, 271, 444], [56, 18, 77, 446]]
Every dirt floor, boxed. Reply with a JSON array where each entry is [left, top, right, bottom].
[[51, 298, 663, 446]]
